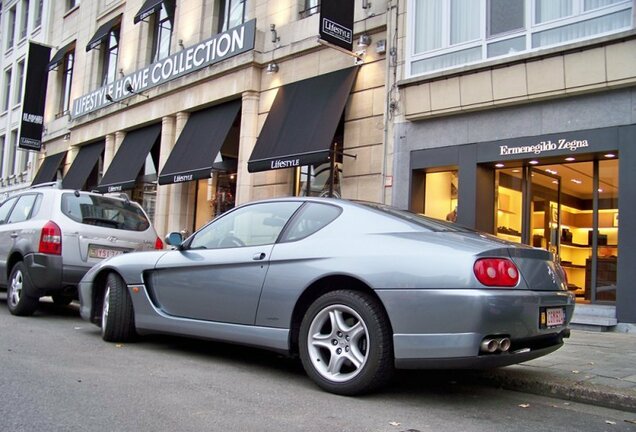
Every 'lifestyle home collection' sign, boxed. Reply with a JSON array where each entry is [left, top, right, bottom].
[[71, 20, 256, 118]]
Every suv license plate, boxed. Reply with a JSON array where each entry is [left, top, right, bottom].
[[540, 307, 565, 328], [89, 246, 127, 259]]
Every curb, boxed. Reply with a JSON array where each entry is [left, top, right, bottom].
[[474, 368, 636, 413]]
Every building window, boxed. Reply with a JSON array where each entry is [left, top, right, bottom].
[[0, 136, 5, 178], [300, 0, 320, 18], [67, 0, 79, 11], [6, 5, 16, 50], [20, 0, 29, 40], [8, 130, 17, 176], [15, 60, 24, 105], [3, 68, 11, 111], [152, 3, 174, 62], [408, 0, 633, 77], [218, 0, 245, 32], [34, 0, 42, 28], [59, 50, 74, 114], [101, 26, 119, 85]]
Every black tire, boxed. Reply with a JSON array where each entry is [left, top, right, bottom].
[[52, 294, 74, 306], [7, 262, 39, 316], [100, 273, 136, 342], [299, 290, 394, 395]]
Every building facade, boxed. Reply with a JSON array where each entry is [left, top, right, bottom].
[[0, 0, 50, 199], [394, 0, 636, 324], [36, 0, 390, 241]]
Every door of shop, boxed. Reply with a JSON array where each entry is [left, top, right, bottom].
[[526, 168, 562, 259]]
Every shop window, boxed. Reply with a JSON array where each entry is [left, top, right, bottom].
[[59, 49, 74, 114], [294, 161, 343, 198], [151, 3, 174, 62], [101, 26, 119, 85], [423, 170, 458, 222], [408, 0, 632, 77], [495, 168, 523, 241], [218, 0, 245, 32]]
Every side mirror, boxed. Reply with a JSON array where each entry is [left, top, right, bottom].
[[165, 232, 184, 247]]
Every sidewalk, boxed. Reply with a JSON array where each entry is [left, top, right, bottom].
[[474, 329, 636, 413]]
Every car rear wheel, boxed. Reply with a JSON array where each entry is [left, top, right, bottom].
[[101, 273, 136, 342], [7, 262, 38, 316], [299, 290, 394, 395]]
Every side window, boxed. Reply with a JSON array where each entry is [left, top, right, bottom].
[[190, 202, 302, 249], [0, 197, 19, 224], [281, 203, 341, 242], [7, 194, 37, 223]]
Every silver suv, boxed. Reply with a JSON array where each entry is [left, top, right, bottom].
[[0, 183, 162, 316]]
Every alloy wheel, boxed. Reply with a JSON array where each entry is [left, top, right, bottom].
[[306, 304, 369, 383], [8, 269, 24, 308], [101, 286, 110, 336]]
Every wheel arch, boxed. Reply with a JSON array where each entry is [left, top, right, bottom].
[[288, 275, 393, 357], [7, 251, 24, 280]]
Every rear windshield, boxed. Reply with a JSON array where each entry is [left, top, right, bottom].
[[358, 202, 474, 233], [61, 193, 150, 231]]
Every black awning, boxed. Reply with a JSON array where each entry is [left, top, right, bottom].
[[31, 152, 67, 186], [247, 67, 358, 173], [48, 40, 75, 71], [86, 14, 121, 52], [62, 141, 105, 190], [158, 100, 241, 185], [96, 124, 161, 193], [134, 0, 175, 23]]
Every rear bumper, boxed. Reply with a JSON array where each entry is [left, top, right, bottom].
[[24, 253, 91, 297], [376, 288, 575, 368]]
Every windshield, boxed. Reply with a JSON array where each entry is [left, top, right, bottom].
[[61, 193, 150, 231]]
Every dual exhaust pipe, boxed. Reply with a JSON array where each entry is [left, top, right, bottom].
[[480, 337, 511, 353]]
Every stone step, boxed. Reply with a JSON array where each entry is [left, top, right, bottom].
[[572, 304, 616, 318]]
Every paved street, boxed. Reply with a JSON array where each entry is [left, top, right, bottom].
[[1, 296, 635, 432]]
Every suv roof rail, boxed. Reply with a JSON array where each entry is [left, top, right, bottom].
[[29, 180, 63, 189]]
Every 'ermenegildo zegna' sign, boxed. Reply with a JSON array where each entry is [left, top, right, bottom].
[[71, 20, 256, 118]]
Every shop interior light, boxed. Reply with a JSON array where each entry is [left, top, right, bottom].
[[529, 160, 539, 165], [545, 169, 558, 174], [598, 188, 604, 192], [565, 157, 576, 161], [604, 153, 616, 158], [571, 178, 582, 184], [495, 163, 504, 168]]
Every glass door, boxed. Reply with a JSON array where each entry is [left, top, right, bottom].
[[526, 168, 561, 259]]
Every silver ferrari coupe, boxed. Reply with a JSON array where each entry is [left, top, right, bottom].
[[79, 198, 575, 395]]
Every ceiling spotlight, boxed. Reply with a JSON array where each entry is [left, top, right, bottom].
[[357, 34, 371, 49], [529, 160, 539, 165], [604, 153, 616, 158], [495, 163, 504, 168], [266, 62, 279, 74], [565, 157, 576, 162]]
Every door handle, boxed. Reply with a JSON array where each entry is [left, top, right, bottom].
[[252, 252, 266, 261]]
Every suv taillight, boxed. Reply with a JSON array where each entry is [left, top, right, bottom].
[[473, 258, 519, 287], [39, 221, 62, 255], [154, 236, 164, 250]]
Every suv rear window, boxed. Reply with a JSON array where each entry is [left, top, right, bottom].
[[61, 193, 150, 231]]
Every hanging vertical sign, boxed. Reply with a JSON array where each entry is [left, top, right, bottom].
[[319, 0, 354, 52], [19, 42, 51, 151]]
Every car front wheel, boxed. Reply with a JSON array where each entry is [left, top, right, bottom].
[[299, 290, 394, 395], [101, 273, 136, 342], [7, 262, 38, 316]]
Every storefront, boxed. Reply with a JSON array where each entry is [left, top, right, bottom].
[[402, 123, 636, 324]]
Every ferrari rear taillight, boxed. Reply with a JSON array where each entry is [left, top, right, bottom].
[[154, 236, 164, 250], [473, 258, 519, 287], [39, 221, 62, 255]]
